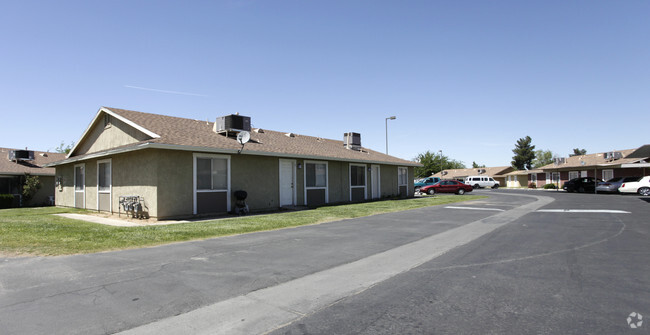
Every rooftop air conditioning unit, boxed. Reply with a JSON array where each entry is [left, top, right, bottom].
[[213, 114, 251, 135], [604, 151, 623, 160], [554, 157, 566, 165], [343, 132, 361, 150], [477, 169, 486, 174], [8, 150, 34, 162]]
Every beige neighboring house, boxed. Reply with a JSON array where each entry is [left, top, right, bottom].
[[534, 146, 650, 188], [503, 169, 543, 188], [46, 107, 420, 219], [0, 147, 66, 206], [431, 166, 514, 186]]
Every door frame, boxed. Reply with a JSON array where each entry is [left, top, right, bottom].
[[371, 164, 381, 199], [74, 163, 85, 209], [96, 158, 112, 212], [278, 159, 297, 207]]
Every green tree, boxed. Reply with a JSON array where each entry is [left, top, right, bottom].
[[532, 149, 554, 168], [511, 136, 536, 170], [54, 141, 74, 154], [569, 148, 587, 157], [22, 175, 41, 203], [472, 161, 485, 168], [414, 151, 466, 178]]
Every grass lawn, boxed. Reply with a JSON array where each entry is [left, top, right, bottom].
[[0, 195, 486, 257]]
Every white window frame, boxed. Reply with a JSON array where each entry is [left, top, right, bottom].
[[602, 169, 614, 181], [193, 153, 231, 214], [97, 158, 112, 211], [304, 160, 329, 205], [552, 172, 560, 184], [581, 170, 588, 178], [74, 163, 85, 208], [569, 171, 579, 180], [530, 174, 537, 183], [349, 163, 367, 201], [398, 166, 409, 197]]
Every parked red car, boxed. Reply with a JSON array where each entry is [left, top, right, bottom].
[[420, 180, 473, 195]]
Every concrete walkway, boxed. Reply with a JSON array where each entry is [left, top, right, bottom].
[[53, 213, 200, 227]]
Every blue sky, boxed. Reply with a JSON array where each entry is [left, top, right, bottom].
[[1, 1, 648, 167]]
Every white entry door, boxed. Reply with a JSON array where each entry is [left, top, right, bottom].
[[371, 165, 381, 199], [279, 160, 296, 206]]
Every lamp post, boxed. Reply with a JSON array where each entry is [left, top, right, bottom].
[[438, 150, 443, 175], [385, 116, 396, 154]]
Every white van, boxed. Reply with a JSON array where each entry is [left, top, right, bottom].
[[464, 176, 500, 189]]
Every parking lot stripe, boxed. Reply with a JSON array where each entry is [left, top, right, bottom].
[[445, 206, 505, 212], [536, 209, 630, 214]]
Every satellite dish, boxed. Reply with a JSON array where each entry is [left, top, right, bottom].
[[237, 131, 250, 145]]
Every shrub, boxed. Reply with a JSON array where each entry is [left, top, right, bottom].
[[528, 182, 536, 189], [22, 175, 41, 204], [543, 183, 557, 189], [0, 194, 14, 209]]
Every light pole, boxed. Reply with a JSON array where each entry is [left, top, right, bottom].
[[438, 150, 443, 176], [385, 116, 396, 154]]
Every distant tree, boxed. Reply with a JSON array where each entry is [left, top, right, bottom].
[[533, 149, 555, 168], [511, 136, 536, 170], [22, 175, 41, 203], [569, 148, 587, 157], [54, 141, 74, 154], [472, 161, 486, 168], [414, 151, 466, 178]]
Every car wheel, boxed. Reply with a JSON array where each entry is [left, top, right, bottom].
[[492, 184, 499, 189], [474, 184, 480, 189], [415, 187, 420, 193], [457, 188, 465, 195], [427, 188, 436, 195], [638, 187, 650, 196]]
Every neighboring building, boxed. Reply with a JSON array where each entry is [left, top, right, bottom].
[[503, 169, 543, 188], [431, 166, 514, 186], [47, 107, 420, 219], [534, 146, 650, 188], [0, 147, 66, 206]]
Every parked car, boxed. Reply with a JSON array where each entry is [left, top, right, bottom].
[[563, 177, 602, 193], [414, 176, 441, 193], [420, 180, 473, 195], [596, 176, 641, 193], [464, 176, 500, 189], [619, 176, 650, 196]]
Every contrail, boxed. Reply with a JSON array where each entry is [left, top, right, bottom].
[[124, 85, 208, 97]]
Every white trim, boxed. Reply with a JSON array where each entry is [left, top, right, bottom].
[[349, 163, 367, 202], [568, 171, 579, 180], [304, 160, 329, 205], [602, 169, 614, 181], [74, 163, 85, 208], [398, 166, 409, 197], [278, 159, 297, 207], [67, 107, 160, 158], [193, 153, 231, 214], [371, 164, 381, 199], [96, 158, 112, 212]]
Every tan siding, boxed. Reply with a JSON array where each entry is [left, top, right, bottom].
[[75, 115, 151, 155], [54, 165, 75, 207], [155, 150, 192, 219], [111, 151, 158, 217], [231, 155, 279, 212]]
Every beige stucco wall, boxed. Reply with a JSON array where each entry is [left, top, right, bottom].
[[231, 155, 280, 211], [75, 115, 151, 155], [155, 150, 193, 219]]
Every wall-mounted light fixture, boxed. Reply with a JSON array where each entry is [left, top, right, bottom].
[[297, 163, 302, 169]]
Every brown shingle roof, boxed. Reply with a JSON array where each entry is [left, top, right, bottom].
[[0, 148, 66, 176], [65, 107, 419, 166], [431, 166, 514, 179], [538, 149, 642, 170]]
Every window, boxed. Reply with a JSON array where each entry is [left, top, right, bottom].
[[530, 174, 537, 183], [98, 161, 111, 192], [306, 162, 327, 188], [196, 157, 228, 190], [398, 167, 408, 186], [350, 165, 366, 187], [75, 165, 85, 191], [602, 169, 614, 181], [569, 171, 579, 180]]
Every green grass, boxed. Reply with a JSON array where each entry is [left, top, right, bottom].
[[0, 195, 485, 256]]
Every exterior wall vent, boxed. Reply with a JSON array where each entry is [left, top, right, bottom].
[[8, 150, 35, 162], [343, 132, 361, 150], [213, 114, 251, 135]]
